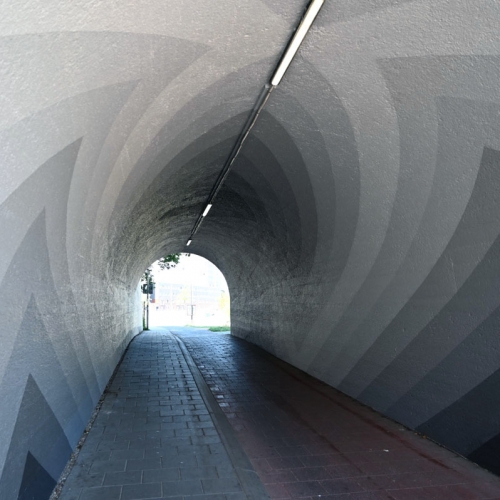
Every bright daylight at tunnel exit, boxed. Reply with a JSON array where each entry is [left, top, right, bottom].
[[140, 254, 230, 331], [3, 0, 500, 499]]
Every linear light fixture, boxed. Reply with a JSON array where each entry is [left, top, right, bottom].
[[202, 204, 212, 217], [184, 0, 324, 247], [271, 0, 325, 86]]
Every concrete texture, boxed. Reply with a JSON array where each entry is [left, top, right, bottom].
[[3, 0, 500, 497]]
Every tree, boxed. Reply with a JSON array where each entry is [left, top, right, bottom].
[[158, 253, 181, 270], [140, 253, 189, 330], [141, 253, 189, 282]]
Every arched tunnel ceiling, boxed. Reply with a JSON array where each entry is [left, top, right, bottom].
[[4, 0, 500, 491]]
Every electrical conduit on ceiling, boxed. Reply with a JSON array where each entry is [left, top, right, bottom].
[[185, 0, 325, 246]]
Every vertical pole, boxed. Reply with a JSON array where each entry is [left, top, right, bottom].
[[146, 275, 150, 330]]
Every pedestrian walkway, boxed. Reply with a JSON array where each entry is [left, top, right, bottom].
[[58, 330, 266, 500], [59, 328, 500, 500]]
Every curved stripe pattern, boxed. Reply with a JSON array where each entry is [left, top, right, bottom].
[[3, 0, 500, 496]]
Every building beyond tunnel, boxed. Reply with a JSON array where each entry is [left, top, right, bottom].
[[2, 0, 500, 497]]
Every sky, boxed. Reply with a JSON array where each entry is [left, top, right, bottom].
[[151, 253, 228, 291]]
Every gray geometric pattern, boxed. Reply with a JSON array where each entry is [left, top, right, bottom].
[[2, 1, 500, 497]]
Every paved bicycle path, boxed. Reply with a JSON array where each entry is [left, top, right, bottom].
[[59, 327, 500, 499], [173, 327, 500, 500], [59, 329, 267, 500]]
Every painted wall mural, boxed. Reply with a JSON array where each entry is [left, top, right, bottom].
[[2, 1, 500, 497]]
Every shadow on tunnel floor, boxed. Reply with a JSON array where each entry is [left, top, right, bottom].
[[177, 330, 500, 499], [57, 327, 500, 500]]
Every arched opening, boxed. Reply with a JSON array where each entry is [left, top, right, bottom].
[[4, 1, 500, 495], [140, 253, 230, 330]]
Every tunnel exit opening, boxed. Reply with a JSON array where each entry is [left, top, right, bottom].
[[141, 253, 230, 331]]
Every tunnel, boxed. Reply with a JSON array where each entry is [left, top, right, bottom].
[[2, 0, 500, 497]]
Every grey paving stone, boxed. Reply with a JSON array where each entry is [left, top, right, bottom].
[[161, 422, 189, 431], [161, 453, 198, 468], [129, 438, 162, 449], [175, 428, 203, 437], [224, 493, 248, 500], [190, 495, 226, 500], [65, 472, 104, 489], [56, 486, 82, 500], [111, 449, 145, 460], [140, 422, 163, 431], [162, 479, 204, 496], [161, 437, 191, 447], [209, 443, 228, 455], [143, 467, 180, 483], [94, 433, 116, 443], [96, 440, 129, 451], [147, 430, 175, 439], [103, 470, 142, 486], [215, 465, 238, 478], [203, 428, 219, 437], [145, 448, 175, 460], [179, 466, 219, 480], [191, 435, 222, 446], [121, 482, 162, 500], [172, 415, 194, 423], [73, 449, 111, 460], [188, 421, 214, 429], [196, 454, 232, 467], [160, 409, 185, 417], [201, 478, 242, 494], [79, 486, 121, 500], [59, 332, 266, 500], [177, 444, 210, 455], [89, 460, 127, 474]]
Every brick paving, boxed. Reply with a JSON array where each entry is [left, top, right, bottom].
[[59, 331, 253, 500], [172, 328, 500, 500], [59, 327, 500, 500]]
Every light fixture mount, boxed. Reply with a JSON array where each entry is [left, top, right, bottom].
[[202, 204, 213, 217], [271, 0, 325, 86], [184, 0, 324, 246]]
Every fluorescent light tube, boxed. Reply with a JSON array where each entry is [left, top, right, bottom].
[[202, 204, 212, 217], [271, 0, 324, 86], [186, 239, 192, 246]]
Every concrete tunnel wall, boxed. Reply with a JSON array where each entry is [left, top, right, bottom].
[[2, 0, 500, 496]]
